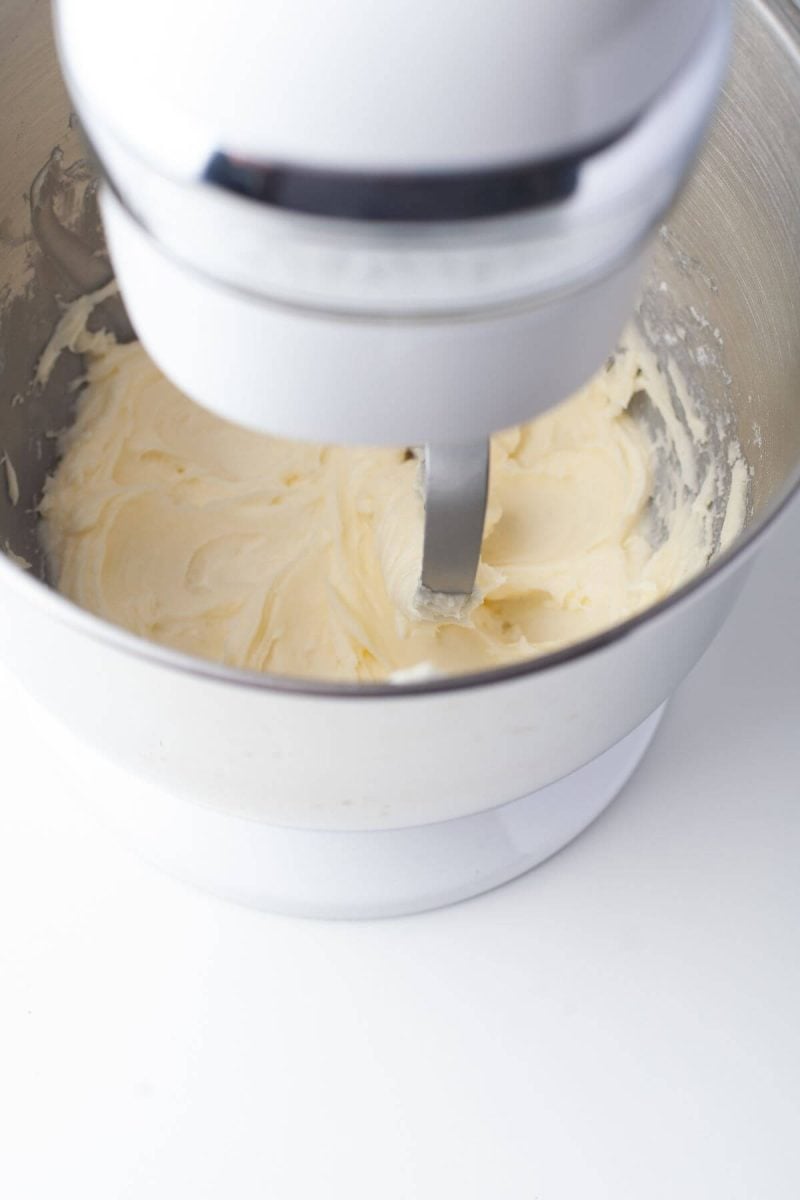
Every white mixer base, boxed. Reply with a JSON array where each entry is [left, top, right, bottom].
[[42, 701, 666, 918]]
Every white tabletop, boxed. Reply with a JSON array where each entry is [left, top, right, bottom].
[[1, 497, 799, 1200]]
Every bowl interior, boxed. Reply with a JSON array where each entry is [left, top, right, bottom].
[[1, 0, 799, 600]]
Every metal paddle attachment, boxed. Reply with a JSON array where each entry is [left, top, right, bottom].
[[417, 440, 490, 612]]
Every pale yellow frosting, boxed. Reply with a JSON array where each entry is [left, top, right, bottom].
[[40, 311, 745, 681]]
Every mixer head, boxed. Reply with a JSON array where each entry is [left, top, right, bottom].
[[54, 0, 729, 602]]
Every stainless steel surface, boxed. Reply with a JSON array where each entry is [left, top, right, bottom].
[[0, 0, 799, 836], [419, 442, 490, 600]]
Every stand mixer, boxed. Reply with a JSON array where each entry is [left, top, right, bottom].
[[16, 0, 800, 917], [54, 0, 730, 607]]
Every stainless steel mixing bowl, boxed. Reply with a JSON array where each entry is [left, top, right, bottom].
[[0, 0, 798, 914]]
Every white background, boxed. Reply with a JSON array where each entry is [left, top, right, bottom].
[[1, 496, 798, 1200]]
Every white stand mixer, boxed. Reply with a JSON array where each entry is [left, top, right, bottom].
[[48, 0, 731, 914]]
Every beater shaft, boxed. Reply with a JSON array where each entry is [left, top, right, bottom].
[[419, 440, 490, 602]]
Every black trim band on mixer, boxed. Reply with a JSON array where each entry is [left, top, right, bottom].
[[203, 130, 627, 222]]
